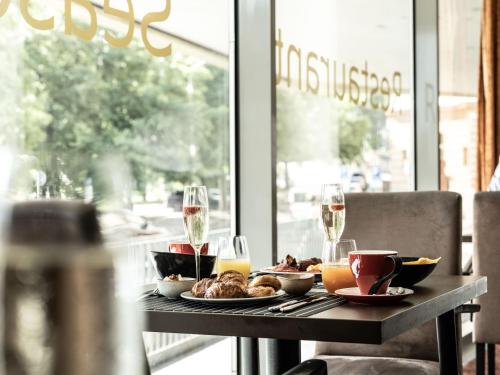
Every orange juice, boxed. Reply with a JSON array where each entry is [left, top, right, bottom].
[[216, 258, 251, 279], [323, 264, 356, 293]]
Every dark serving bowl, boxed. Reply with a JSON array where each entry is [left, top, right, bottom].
[[150, 251, 217, 279], [391, 257, 438, 288]]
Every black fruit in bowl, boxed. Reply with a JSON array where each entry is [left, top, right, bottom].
[[391, 257, 438, 288], [150, 251, 217, 279]]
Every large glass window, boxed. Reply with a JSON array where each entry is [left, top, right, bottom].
[[0, 0, 231, 373], [275, 0, 414, 259], [438, 0, 481, 235]]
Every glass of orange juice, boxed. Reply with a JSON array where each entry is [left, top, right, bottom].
[[216, 236, 251, 279], [322, 239, 357, 293]]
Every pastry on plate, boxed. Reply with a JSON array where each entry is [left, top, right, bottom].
[[246, 286, 275, 297], [217, 270, 247, 286], [298, 257, 322, 272], [249, 275, 281, 291], [205, 282, 246, 299], [191, 278, 215, 297]]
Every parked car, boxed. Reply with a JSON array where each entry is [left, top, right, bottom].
[[167, 191, 183, 211], [349, 172, 369, 192]]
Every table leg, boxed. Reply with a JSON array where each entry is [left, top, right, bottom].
[[142, 335, 151, 375], [476, 343, 485, 375], [487, 344, 496, 375], [436, 310, 459, 375], [266, 339, 301, 375], [237, 337, 259, 375]]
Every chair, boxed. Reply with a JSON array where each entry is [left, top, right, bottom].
[[289, 192, 463, 375], [473, 192, 500, 375]]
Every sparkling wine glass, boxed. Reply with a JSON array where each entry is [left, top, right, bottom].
[[320, 183, 345, 259], [183, 186, 209, 281]]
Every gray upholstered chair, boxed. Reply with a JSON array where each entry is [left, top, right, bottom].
[[312, 192, 462, 375], [473, 192, 500, 375]]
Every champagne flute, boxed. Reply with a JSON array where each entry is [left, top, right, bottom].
[[183, 186, 209, 281], [321, 184, 345, 258]]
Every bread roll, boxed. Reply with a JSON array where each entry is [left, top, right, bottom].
[[246, 286, 275, 297], [191, 278, 215, 298], [248, 275, 281, 291], [205, 282, 246, 299]]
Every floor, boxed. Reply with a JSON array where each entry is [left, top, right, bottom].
[[153, 338, 496, 374], [464, 344, 499, 375], [154, 339, 233, 375], [153, 339, 316, 374]]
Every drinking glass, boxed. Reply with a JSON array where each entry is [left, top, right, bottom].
[[320, 183, 345, 243], [322, 239, 357, 293], [183, 186, 209, 281], [216, 235, 251, 279], [321, 183, 345, 259]]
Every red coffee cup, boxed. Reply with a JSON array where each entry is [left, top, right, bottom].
[[348, 250, 403, 295], [169, 242, 209, 255]]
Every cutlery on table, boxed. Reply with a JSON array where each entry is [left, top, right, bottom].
[[268, 295, 324, 312], [279, 296, 329, 312]]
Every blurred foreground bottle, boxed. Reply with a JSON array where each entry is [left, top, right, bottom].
[[0, 152, 145, 375], [3, 201, 145, 375]]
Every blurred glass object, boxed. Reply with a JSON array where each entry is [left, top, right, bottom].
[[0, 150, 145, 375]]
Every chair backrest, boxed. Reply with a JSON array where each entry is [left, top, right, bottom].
[[473, 192, 500, 344], [316, 191, 462, 362]]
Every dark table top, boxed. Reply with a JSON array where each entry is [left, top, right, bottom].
[[142, 275, 487, 344]]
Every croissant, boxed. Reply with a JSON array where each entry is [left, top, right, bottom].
[[205, 282, 246, 299], [191, 278, 215, 298], [217, 270, 247, 286]]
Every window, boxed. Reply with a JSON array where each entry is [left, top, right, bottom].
[[438, 0, 481, 234], [275, 0, 413, 259], [1, 1, 231, 243], [0, 0, 232, 373]]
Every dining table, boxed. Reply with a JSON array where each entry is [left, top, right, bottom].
[[139, 274, 487, 375]]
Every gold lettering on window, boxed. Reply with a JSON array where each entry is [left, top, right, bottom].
[[0, 0, 9, 17], [276, 28, 403, 113], [103, 0, 134, 48], [141, 0, 172, 58], [20, 0, 54, 30], [65, 0, 98, 42]]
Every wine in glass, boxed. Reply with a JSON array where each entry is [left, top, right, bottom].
[[321, 184, 345, 259], [183, 186, 209, 281]]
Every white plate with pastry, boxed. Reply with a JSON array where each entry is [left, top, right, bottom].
[[183, 272, 285, 305], [180, 289, 286, 305]]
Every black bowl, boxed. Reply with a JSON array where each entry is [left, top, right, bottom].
[[391, 257, 438, 288], [150, 251, 217, 279]]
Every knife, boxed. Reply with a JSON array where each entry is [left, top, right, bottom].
[[268, 295, 323, 312], [280, 296, 329, 312]]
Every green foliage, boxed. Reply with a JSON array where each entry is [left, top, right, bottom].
[[277, 88, 383, 165], [18, 30, 229, 199]]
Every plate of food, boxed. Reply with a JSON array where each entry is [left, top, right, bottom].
[[261, 254, 323, 281], [181, 271, 285, 305]]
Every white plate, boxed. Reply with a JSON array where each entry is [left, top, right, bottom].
[[180, 290, 286, 305], [259, 268, 322, 282], [260, 268, 320, 276]]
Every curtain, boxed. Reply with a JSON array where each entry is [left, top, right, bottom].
[[477, 0, 500, 191]]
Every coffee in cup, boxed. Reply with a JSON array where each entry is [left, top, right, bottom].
[[348, 250, 403, 295]]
